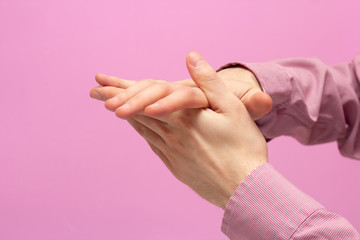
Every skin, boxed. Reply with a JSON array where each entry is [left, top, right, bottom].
[[89, 52, 269, 209], [90, 63, 273, 120]]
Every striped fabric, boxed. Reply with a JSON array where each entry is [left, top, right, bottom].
[[221, 164, 360, 239]]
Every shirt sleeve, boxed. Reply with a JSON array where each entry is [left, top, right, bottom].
[[221, 163, 360, 239], [219, 57, 360, 159]]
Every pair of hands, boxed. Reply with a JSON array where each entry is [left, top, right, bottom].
[[90, 52, 271, 209]]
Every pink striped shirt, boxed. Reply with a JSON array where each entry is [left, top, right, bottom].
[[220, 57, 360, 239]]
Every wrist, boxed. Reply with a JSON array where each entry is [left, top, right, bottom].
[[217, 66, 263, 98], [218, 159, 267, 209]]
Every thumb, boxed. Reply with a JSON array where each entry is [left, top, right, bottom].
[[186, 51, 238, 112], [241, 89, 273, 120]]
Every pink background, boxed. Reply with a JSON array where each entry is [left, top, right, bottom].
[[1, 0, 360, 239]]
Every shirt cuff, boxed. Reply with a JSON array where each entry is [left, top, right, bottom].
[[221, 163, 324, 240]]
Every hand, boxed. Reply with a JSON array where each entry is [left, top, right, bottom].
[[126, 52, 268, 209], [90, 61, 272, 120]]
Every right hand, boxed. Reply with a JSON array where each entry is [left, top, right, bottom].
[[126, 52, 268, 209], [90, 60, 272, 120]]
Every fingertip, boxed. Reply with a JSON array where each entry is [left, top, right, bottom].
[[255, 92, 272, 113], [247, 92, 273, 119], [89, 88, 101, 100], [95, 73, 106, 85], [95, 73, 106, 79], [186, 51, 199, 61]]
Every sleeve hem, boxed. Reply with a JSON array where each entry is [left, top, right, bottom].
[[221, 163, 324, 239]]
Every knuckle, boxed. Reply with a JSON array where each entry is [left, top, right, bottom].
[[198, 73, 217, 82], [129, 94, 144, 107], [185, 87, 202, 98], [156, 83, 170, 93]]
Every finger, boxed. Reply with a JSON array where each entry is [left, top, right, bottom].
[[186, 51, 239, 113], [113, 83, 176, 119], [144, 87, 209, 116], [90, 86, 125, 101], [127, 118, 167, 152], [95, 73, 136, 88], [103, 79, 155, 117]]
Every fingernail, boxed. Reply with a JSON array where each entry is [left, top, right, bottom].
[[90, 91, 102, 100], [189, 52, 204, 67]]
